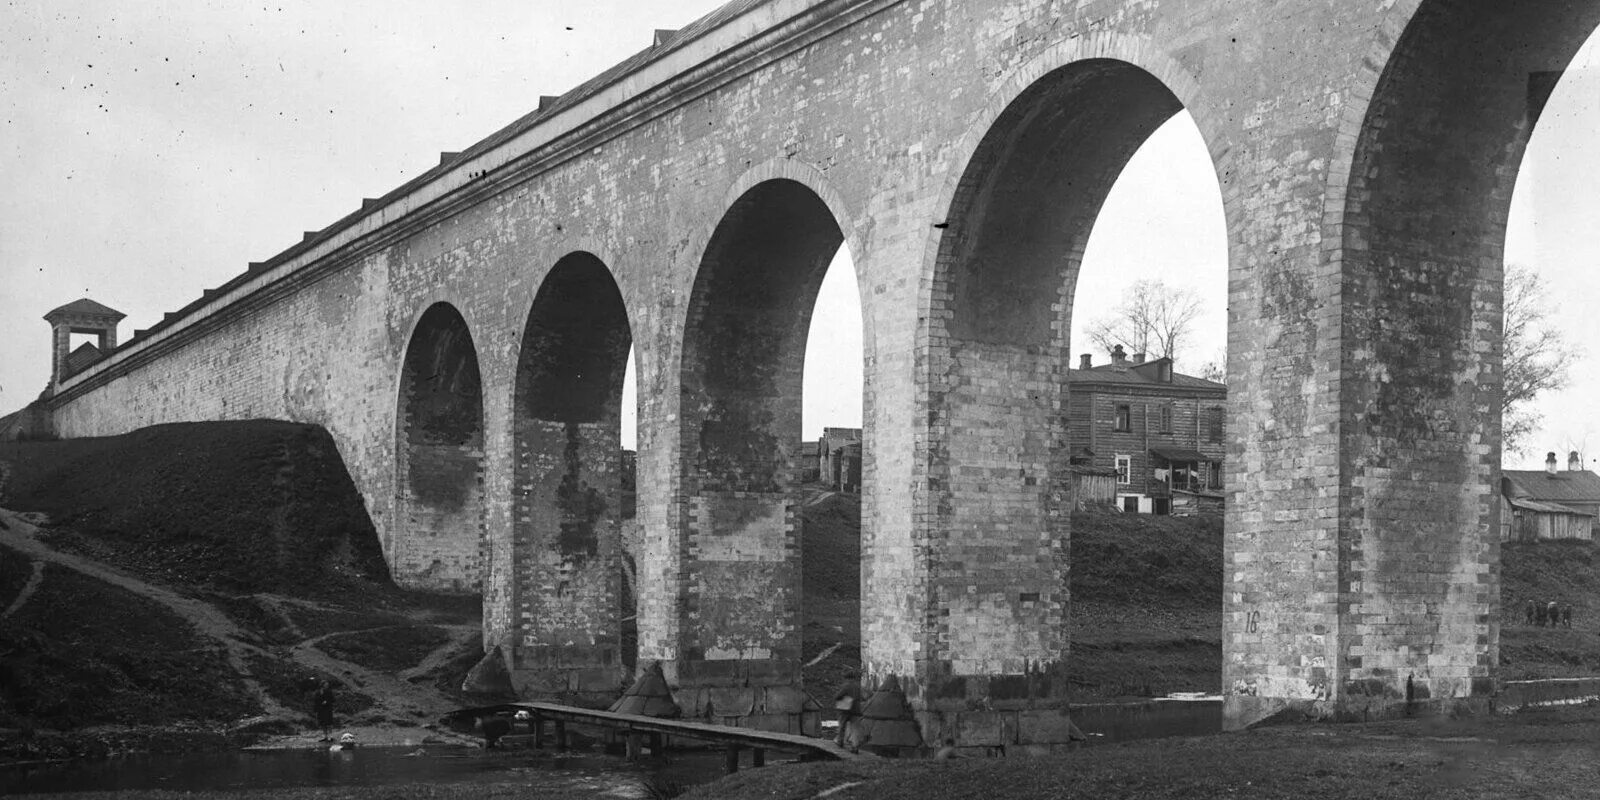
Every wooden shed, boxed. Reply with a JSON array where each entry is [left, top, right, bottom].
[[1502, 496, 1595, 542], [1069, 464, 1118, 511]]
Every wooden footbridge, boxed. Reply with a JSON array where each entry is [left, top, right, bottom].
[[450, 701, 869, 774]]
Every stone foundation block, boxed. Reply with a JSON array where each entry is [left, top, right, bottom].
[[707, 687, 757, 718], [1016, 709, 1081, 744]]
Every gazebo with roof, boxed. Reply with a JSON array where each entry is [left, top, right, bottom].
[[44, 298, 125, 388]]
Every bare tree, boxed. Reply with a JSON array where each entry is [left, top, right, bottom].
[[1086, 279, 1205, 363], [1198, 347, 1227, 385], [1502, 264, 1580, 455]]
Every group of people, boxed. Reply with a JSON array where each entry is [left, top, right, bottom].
[[1525, 600, 1574, 628]]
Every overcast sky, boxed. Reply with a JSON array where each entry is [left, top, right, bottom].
[[1, 2, 1594, 468]]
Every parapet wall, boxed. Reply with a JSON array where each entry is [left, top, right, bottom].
[[46, 252, 406, 571]]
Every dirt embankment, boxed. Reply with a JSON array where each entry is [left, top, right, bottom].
[[0, 421, 485, 763], [801, 503, 1600, 700], [799, 499, 1224, 701]]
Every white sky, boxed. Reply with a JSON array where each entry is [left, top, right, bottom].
[[0, 2, 1593, 468]]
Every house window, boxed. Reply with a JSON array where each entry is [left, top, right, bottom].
[[1208, 460, 1224, 489], [1158, 405, 1172, 433], [1114, 404, 1131, 432], [1115, 454, 1132, 485], [1207, 406, 1224, 443]]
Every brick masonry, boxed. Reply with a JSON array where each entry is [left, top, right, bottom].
[[509, 252, 631, 701], [40, 0, 1588, 736]]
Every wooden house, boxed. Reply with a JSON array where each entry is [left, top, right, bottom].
[[1066, 345, 1227, 515], [1501, 451, 1600, 541]]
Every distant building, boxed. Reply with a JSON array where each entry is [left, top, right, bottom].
[[1067, 346, 1227, 515], [799, 441, 821, 483], [1501, 451, 1600, 541], [815, 427, 862, 492]]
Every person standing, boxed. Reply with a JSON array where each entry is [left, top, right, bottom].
[[314, 680, 337, 742], [832, 670, 865, 749]]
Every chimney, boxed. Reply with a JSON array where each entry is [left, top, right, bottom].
[[1546, 452, 1558, 476], [1079, 353, 1092, 369], [1569, 451, 1582, 472], [1131, 352, 1146, 365], [1110, 345, 1128, 366]]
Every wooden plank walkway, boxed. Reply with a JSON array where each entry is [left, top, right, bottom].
[[454, 701, 869, 773]]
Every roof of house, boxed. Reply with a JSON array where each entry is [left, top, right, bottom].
[[1506, 496, 1595, 517], [64, 341, 103, 369], [1067, 357, 1225, 392], [1502, 469, 1600, 504]]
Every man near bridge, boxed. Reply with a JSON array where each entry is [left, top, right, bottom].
[[313, 680, 336, 742]]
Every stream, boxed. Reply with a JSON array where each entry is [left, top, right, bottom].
[[3, 698, 1223, 795]]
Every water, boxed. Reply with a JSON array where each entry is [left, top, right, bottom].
[[3, 700, 1220, 794], [1070, 696, 1223, 743], [1, 744, 732, 796]]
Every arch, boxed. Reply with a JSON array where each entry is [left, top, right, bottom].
[[892, 53, 1228, 703], [509, 252, 633, 700], [690, 160, 874, 359], [393, 301, 487, 593], [1320, 0, 1600, 705], [665, 177, 850, 690], [916, 33, 1223, 335], [710, 159, 863, 280]]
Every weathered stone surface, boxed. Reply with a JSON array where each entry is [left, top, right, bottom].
[[461, 647, 516, 699], [40, 0, 1561, 730]]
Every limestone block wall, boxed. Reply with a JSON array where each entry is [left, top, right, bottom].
[[512, 418, 625, 701], [39, 0, 1558, 737], [48, 253, 403, 558]]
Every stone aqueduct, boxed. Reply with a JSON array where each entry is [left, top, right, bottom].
[[37, 0, 1598, 739]]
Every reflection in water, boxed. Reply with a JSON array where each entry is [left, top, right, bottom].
[[1071, 697, 1223, 743], [1, 744, 731, 796], [4, 701, 1221, 794]]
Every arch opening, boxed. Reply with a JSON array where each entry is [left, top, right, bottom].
[[910, 59, 1218, 709], [511, 253, 633, 700], [1327, 1, 1600, 711], [1505, 33, 1600, 468], [1064, 109, 1230, 703], [799, 246, 866, 698], [675, 178, 847, 694], [394, 302, 485, 593]]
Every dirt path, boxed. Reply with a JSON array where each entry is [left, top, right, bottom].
[[0, 504, 478, 746], [0, 559, 44, 620], [290, 625, 480, 726], [0, 506, 299, 720], [402, 624, 482, 683]]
